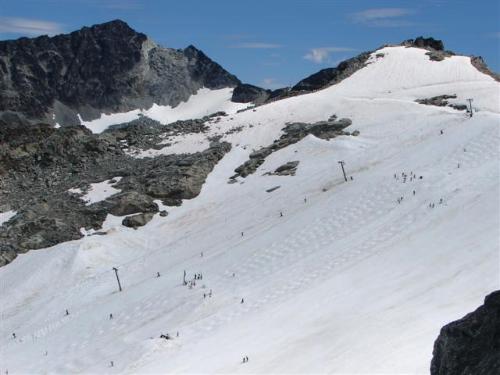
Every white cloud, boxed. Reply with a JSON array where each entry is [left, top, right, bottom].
[[351, 8, 415, 27], [0, 17, 63, 36], [261, 78, 285, 90], [304, 47, 355, 64], [230, 42, 282, 49]]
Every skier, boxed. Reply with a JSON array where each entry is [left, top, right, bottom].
[[304, 197, 307, 203], [241, 232, 244, 237], [440, 129, 444, 135], [109, 313, 113, 320], [439, 198, 443, 204], [12, 333, 15, 339], [280, 211, 283, 217], [413, 190, 416, 196], [157, 272, 161, 278], [110, 361, 114, 367], [350, 176, 353, 181], [65, 309, 69, 316], [241, 298, 244, 304]]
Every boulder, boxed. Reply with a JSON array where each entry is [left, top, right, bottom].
[[273, 161, 300, 176], [107, 191, 158, 216], [122, 212, 155, 228], [431, 290, 500, 375]]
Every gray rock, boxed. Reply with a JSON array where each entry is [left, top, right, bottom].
[[122, 212, 155, 228], [431, 290, 500, 375], [0, 245, 17, 267], [271, 161, 300, 176], [0, 20, 241, 126], [290, 53, 371, 93], [231, 84, 271, 104], [416, 95, 468, 112], [416, 95, 457, 107], [0, 117, 231, 266], [402, 36, 445, 51], [470, 56, 500, 82], [232, 116, 353, 179], [107, 191, 158, 216]]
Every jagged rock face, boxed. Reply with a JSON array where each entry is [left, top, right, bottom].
[[403, 36, 445, 51], [0, 20, 241, 125], [231, 84, 271, 104], [291, 52, 371, 93], [430, 290, 500, 375], [470, 56, 500, 82]]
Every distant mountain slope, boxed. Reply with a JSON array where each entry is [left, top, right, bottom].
[[0, 20, 242, 126]]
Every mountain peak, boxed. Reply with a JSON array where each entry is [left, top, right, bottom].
[[401, 36, 445, 51]]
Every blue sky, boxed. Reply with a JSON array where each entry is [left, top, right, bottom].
[[0, 0, 498, 88]]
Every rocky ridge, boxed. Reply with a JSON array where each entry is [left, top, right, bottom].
[[0, 117, 230, 266], [0, 20, 242, 126], [231, 116, 355, 179]]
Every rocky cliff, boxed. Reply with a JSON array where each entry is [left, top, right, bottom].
[[431, 290, 500, 375], [0, 19, 242, 126]]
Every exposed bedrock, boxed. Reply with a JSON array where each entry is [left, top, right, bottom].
[[431, 290, 500, 375]]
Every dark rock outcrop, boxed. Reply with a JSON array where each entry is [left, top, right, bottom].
[[231, 116, 354, 179], [268, 161, 300, 176], [402, 36, 445, 51], [431, 290, 500, 375], [470, 56, 500, 82], [416, 95, 468, 111], [107, 191, 158, 216], [0, 116, 231, 266], [231, 84, 271, 104], [0, 20, 241, 126], [122, 212, 155, 228], [290, 53, 371, 93]]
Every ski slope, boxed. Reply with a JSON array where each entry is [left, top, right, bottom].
[[1, 46, 499, 374]]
